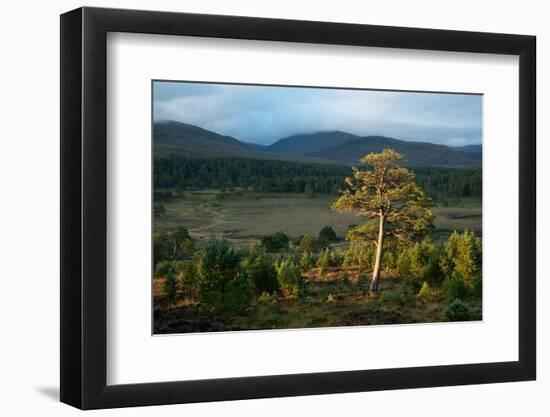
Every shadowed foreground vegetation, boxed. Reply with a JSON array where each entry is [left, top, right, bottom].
[[153, 228, 482, 333]]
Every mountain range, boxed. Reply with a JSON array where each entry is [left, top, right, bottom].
[[154, 121, 482, 168]]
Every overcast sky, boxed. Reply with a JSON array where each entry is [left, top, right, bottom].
[[153, 81, 482, 146]]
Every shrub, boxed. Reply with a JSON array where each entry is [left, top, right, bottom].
[[422, 251, 445, 287], [346, 224, 358, 236], [357, 274, 369, 295], [443, 230, 482, 289], [406, 275, 423, 293], [342, 272, 351, 288], [443, 270, 470, 302], [244, 253, 280, 296], [277, 259, 305, 298], [380, 290, 404, 305], [397, 250, 412, 277], [326, 294, 336, 303], [397, 239, 445, 286], [258, 291, 275, 303], [177, 261, 199, 298], [383, 251, 396, 272], [472, 272, 483, 297], [197, 241, 252, 315], [444, 299, 472, 321], [261, 232, 289, 252], [405, 287, 416, 305], [153, 231, 172, 265], [330, 249, 345, 267], [416, 281, 441, 301], [154, 227, 195, 263], [300, 251, 316, 272], [154, 260, 174, 277], [298, 235, 315, 253], [319, 226, 338, 242], [317, 248, 331, 275], [164, 271, 177, 305], [343, 242, 375, 269]]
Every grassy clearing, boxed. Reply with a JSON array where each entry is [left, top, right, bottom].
[[155, 190, 481, 247]]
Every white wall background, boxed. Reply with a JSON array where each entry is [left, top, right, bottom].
[[0, 0, 545, 415]]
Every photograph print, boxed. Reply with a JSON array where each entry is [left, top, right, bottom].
[[152, 81, 482, 335]]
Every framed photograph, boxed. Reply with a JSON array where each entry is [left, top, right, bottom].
[[60, 6, 536, 409]]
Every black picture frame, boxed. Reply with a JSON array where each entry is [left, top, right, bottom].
[[60, 6, 536, 410]]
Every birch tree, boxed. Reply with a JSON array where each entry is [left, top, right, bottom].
[[332, 149, 433, 292]]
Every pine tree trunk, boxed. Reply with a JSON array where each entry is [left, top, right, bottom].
[[370, 214, 385, 293]]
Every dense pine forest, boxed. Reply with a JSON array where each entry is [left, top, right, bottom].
[[154, 157, 482, 203]]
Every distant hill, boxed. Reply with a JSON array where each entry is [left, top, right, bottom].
[[154, 121, 330, 163], [307, 136, 481, 167], [154, 121, 481, 167], [266, 131, 359, 155], [154, 121, 265, 159], [453, 144, 482, 154]]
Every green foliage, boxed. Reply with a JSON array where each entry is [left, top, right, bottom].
[[277, 259, 305, 298], [319, 226, 338, 242], [154, 157, 482, 202], [346, 224, 358, 236], [153, 226, 195, 265], [396, 239, 444, 286], [357, 274, 369, 295], [177, 261, 199, 298], [332, 150, 434, 290], [164, 271, 177, 305], [317, 248, 331, 275], [380, 290, 404, 305], [330, 249, 345, 267], [443, 270, 471, 302], [397, 249, 412, 277], [343, 241, 375, 269], [244, 253, 280, 296], [298, 235, 316, 252], [444, 299, 472, 321], [405, 275, 423, 294], [153, 231, 172, 266], [342, 272, 351, 288], [154, 260, 174, 277], [416, 281, 441, 301], [261, 232, 289, 252], [299, 251, 316, 272], [382, 251, 396, 272], [332, 149, 434, 246], [442, 230, 481, 289], [258, 291, 275, 303], [413, 167, 482, 202], [197, 241, 252, 315], [472, 273, 483, 297], [423, 250, 445, 287], [155, 157, 350, 194]]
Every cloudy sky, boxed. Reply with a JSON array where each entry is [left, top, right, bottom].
[[153, 81, 482, 146]]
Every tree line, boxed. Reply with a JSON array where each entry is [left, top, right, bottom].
[[154, 156, 481, 202]]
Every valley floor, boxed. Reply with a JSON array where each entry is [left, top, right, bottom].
[[154, 190, 482, 248]]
